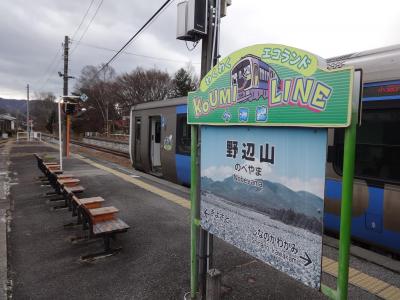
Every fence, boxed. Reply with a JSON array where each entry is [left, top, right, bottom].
[[16, 131, 42, 142]]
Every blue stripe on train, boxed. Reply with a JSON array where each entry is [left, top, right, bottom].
[[176, 104, 187, 114], [176, 154, 190, 185], [175, 105, 190, 185], [324, 179, 400, 252]]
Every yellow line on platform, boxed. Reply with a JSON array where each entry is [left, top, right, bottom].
[[49, 145, 398, 300], [77, 156, 190, 209], [322, 257, 400, 299]]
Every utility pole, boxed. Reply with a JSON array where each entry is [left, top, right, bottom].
[[63, 35, 69, 156], [26, 84, 30, 141], [63, 36, 69, 98]]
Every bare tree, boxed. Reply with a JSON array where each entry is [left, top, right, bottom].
[[112, 67, 172, 115], [30, 92, 57, 132], [75, 64, 117, 134], [73, 65, 173, 134]]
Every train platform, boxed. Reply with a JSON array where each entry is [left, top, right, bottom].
[[1, 140, 400, 299]]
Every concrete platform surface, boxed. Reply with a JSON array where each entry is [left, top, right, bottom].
[[5, 142, 399, 299]]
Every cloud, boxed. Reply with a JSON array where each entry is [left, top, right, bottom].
[[275, 176, 325, 198], [203, 165, 233, 182]]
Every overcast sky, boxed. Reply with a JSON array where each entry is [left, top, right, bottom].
[[1, 0, 399, 99]]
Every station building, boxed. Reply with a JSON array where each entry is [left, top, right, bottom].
[[0, 113, 16, 138]]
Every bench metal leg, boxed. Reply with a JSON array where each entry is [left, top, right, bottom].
[[48, 196, 65, 202], [52, 203, 68, 210], [104, 235, 111, 251], [44, 191, 59, 197], [80, 235, 122, 262]]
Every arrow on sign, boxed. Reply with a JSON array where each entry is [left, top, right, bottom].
[[299, 252, 312, 266]]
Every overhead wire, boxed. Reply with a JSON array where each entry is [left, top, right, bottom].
[[35, 0, 98, 93], [95, 0, 174, 76], [72, 40, 200, 64], [71, 0, 104, 54], [71, 0, 96, 42], [36, 46, 63, 92]]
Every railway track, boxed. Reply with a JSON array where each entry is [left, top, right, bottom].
[[41, 134, 130, 159], [0, 140, 9, 146], [71, 140, 130, 158]]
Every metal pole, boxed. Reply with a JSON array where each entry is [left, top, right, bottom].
[[337, 70, 361, 300], [337, 113, 356, 300], [63, 36, 69, 156], [26, 84, 29, 141], [190, 125, 199, 299], [66, 114, 71, 157], [58, 99, 63, 170]]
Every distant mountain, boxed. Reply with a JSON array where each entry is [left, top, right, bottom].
[[0, 98, 27, 115], [201, 176, 323, 220]]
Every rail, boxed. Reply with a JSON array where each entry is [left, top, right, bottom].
[[41, 133, 130, 159]]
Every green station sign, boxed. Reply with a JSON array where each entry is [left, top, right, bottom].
[[188, 44, 353, 127]]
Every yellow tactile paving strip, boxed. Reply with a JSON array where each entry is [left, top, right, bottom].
[[323, 257, 400, 299], [40, 143, 400, 300], [79, 157, 190, 210]]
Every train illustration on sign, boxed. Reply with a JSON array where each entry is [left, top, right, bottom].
[[231, 54, 280, 103], [129, 45, 400, 256]]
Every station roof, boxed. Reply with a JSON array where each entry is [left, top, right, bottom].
[[0, 114, 16, 121]]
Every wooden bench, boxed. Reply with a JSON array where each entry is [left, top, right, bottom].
[[81, 217, 130, 260], [72, 196, 104, 212], [58, 178, 80, 187], [59, 185, 85, 208], [70, 196, 105, 221], [89, 206, 119, 224], [56, 174, 75, 179]]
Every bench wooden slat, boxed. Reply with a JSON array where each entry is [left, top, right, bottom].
[[47, 165, 61, 170], [75, 197, 104, 209], [89, 207, 119, 216], [92, 219, 129, 235], [56, 174, 75, 179], [89, 206, 119, 224], [64, 185, 85, 194], [78, 197, 104, 204], [58, 178, 80, 187]]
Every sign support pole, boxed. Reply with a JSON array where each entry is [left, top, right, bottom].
[[337, 110, 357, 300], [337, 70, 361, 300], [190, 126, 199, 299]]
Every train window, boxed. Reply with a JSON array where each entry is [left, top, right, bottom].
[[135, 117, 141, 141], [176, 114, 191, 155], [333, 107, 400, 184], [155, 120, 161, 143], [253, 64, 259, 86], [260, 68, 265, 81]]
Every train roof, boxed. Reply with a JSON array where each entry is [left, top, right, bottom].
[[131, 97, 187, 112], [327, 44, 400, 83]]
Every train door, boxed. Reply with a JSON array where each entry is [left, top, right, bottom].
[[134, 117, 142, 164], [149, 116, 162, 174]]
